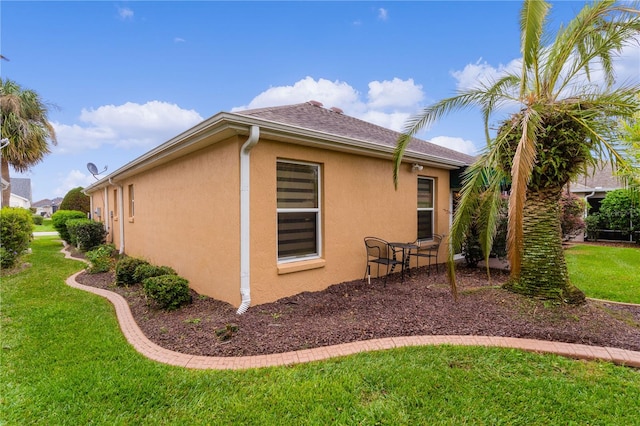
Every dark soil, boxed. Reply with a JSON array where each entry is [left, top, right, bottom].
[[74, 258, 640, 358]]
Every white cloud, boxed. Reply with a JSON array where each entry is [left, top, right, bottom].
[[451, 58, 520, 92], [232, 76, 361, 113], [429, 136, 478, 156], [54, 170, 96, 197], [53, 101, 203, 153], [367, 78, 423, 110], [174, 37, 186, 43], [117, 7, 134, 20], [378, 8, 388, 21]]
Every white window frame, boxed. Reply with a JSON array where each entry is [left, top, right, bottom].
[[417, 177, 435, 240], [276, 160, 322, 263]]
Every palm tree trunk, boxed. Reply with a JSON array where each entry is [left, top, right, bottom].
[[505, 187, 585, 304], [1, 157, 11, 208]]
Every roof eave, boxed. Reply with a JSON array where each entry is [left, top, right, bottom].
[[84, 112, 468, 192]]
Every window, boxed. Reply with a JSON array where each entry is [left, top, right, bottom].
[[277, 160, 321, 261], [417, 177, 434, 239], [128, 184, 135, 218]]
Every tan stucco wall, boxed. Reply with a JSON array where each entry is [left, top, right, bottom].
[[88, 135, 453, 308]]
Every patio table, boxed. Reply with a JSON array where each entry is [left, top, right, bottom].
[[389, 242, 418, 281]]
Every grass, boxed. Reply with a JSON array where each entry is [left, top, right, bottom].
[[2, 237, 640, 425], [566, 244, 640, 304], [33, 218, 55, 233]]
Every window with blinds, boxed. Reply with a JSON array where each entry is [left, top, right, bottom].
[[276, 161, 321, 261], [417, 177, 434, 239]]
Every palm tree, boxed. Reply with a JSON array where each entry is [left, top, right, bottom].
[[1, 78, 57, 207], [394, 0, 640, 304]]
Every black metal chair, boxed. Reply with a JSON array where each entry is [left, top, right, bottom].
[[363, 237, 402, 286], [408, 234, 443, 275]]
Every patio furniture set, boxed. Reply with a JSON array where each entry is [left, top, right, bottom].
[[363, 235, 443, 285]]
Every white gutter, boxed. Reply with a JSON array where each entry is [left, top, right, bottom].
[[237, 125, 260, 315], [110, 178, 125, 255]]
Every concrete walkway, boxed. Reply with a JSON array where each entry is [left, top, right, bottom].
[[62, 248, 640, 370]]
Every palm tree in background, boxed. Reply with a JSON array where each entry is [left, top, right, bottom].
[[394, 0, 640, 304], [1, 78, 57, 207]]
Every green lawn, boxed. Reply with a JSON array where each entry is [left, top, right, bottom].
[[2, 237, 640, 425], [566, 244, 640, 304], [33, 218, 55, 233]]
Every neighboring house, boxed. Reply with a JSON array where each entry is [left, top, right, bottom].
[[32, 197, 63, 217], [84, 101, 475, 312], [570, 163, 624, 214], [9, 178, 32, 209]]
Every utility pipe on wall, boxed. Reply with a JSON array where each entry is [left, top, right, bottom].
[[237, 125, 260, 315]]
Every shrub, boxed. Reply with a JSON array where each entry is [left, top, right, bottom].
[[0, 207, 33, 269], [142, 275, 191, 311], [59, 187, 90, 213], [85, 244, 117, 273], [51, 210, 86, 243], [133, 264, 177, 283], [114, 256, 149, 286], [32, 215, 44, 225], [584, 213, 602, 241], [599, 189, 640, 236], [66, 219, 106, 251]]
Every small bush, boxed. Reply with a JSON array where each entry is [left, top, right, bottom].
[[143, 275, 191, 311], [0, 207, 33, 269], [51, 210, 86, 243], [32, 215, 44, 225], [115, 257, 149, 286], [85, 244, 117, 273], [133, 264, 177, 283], [66, 219, 106, 251]]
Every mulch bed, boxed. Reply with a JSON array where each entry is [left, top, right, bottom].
[[74, 258, 640, 358]]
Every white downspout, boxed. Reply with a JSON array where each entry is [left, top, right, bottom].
[[110, 178, 125, 255], [237, 125, 260, 315], [103, 187, 109, 235]]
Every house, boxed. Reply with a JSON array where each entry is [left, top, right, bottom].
[[84, 101, 475, 312], [570, 163, 624, 214], [9, 178, 32, 209], [32, 197, 63, 217]]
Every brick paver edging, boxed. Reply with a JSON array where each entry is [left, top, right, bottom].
[[62, 248, 640, 370]]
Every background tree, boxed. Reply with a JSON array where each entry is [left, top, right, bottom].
[[394, 0, 640, 304], [1, 78, 57, 207], [59, 187, 90, 213]]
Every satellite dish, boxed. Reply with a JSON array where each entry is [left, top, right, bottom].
[[87, 162, 108, 180]]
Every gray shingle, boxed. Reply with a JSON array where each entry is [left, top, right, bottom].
[[236, 102, 476, 165]]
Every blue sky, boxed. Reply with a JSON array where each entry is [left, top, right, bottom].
[[2, 1, 639, 201]]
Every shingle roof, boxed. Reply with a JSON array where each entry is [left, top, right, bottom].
[[10, 178, 32, 202], [236, 101, 476, 165], [571, 163, 624, 193]]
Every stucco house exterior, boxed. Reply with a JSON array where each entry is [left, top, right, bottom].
[[84, 101, 474, 312]]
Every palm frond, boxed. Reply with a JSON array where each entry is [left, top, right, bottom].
[[519, 0, 550, 95]]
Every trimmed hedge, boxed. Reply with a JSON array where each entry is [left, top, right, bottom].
[[115, 257, 149, 286], [51, 210, 87, 243], [0, 207, 33, 269], [133, 264, 177, 283], [143, 275, 191, 310], [66, 218, 107, 251]]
